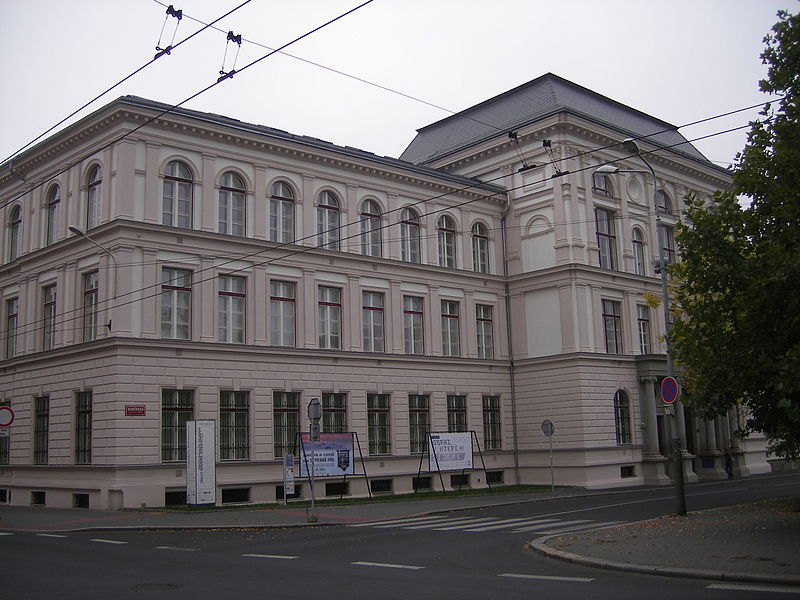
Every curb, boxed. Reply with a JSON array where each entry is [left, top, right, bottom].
[[529, 534, 800, 586]]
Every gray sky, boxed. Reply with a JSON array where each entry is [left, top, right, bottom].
[[0, 0, 791, 168]]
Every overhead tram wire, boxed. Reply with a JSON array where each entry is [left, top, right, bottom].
[[151, 0, 532, 144], [0, 0, 376, 214], [0, 1, 254, 167], [1, 117, 759, 343]]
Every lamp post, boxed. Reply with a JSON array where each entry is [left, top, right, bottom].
[[69, 226, 117, 331], [595, 139, 686, 516]]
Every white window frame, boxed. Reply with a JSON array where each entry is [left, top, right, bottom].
[[162, 161, 193, 229], [218, 172, 246, 236], [362, 291, 385, 352], [218, 274, 245, 343], [161, 268, 192, 340], [318, 286, 341, 349], [316, 191, 340, 250], [269, 181, 295, 243], [437, 215, 457, 268], [441, 300, 460, 357], [360, 200, 382, 257], [269, 280, 296, 346], [400, 208, 421, 263], [476, 304, 494, 359], [86, 165, 102, 230], [403, 296, 423, 355], [471, 222, 489, 274]]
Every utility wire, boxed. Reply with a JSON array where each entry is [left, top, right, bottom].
[[1, 118, 757, 342], [0, 1, 254, 166], [0, 0, 376, 214]]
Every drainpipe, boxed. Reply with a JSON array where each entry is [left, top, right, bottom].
[[501, 191, 520, 485]]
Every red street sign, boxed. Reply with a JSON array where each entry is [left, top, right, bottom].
[[0, 406, 14, 427], [661, 377, 680, 404], [125, 405, 146, 416]]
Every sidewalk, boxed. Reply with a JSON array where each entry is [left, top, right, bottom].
[[532, 495, 800, 585], [1, 486, 798, 585]]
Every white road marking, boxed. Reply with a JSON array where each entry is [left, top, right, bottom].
[[242, 554, 299, 560], [707, 583, 800, 595], [0, 532, 14, 536], [500, 573, 594, 583], [351, 515, 453, 528], [156, 546, 198, 552], [90, 538, 127, 545], [36, 533, 67, 538], [466, 518, 559, 532], [352, 561, 425, 570]]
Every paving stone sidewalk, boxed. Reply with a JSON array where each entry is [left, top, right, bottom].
[[534, 496, 800, 584]]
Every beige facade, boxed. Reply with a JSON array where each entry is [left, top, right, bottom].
[[0, 75, 771, 509]]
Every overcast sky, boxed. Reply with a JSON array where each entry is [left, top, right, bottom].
[[0, 0, 791, 169]]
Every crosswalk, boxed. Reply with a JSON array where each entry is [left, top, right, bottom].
[[349, 514, 623, 535]]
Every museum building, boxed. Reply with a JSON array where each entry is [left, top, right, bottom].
[[0, 73, 770, 509]]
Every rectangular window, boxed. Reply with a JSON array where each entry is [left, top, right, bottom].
[[161, 390, 193, 462], [218, 275, 245, 343], [595, 207, 617, 270], [441, 300, 460, 357], [43, 285, 56, 351], [269, 197, 294, 243], [34, 396, 49, 465], [403, 296, 424, 355], [637, 304, 652, 354], [322, 393, 347, 433], [367, 394, 390, 455], [447, 394, 467, 432], [660, 225, 676, 265], [602, 299, 622, 354], [482, 395, 501, 450], [83, 271, 99, 342], [409, 394, 430, 454], [220, 391, 249, 461], [476, 304, 494, 359], [161, 268, 191, 339], [269, 281, 296, 346], [5, 298, 18, 358], [362, 291, 385, 352], [0, 401, 10, 464], [75, 391, 92, 464], [318, 286, 341, 349], [614, 390, 632, 445], [273, 392, 299, 458]]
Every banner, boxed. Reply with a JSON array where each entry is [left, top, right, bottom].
[[186, 420, 216, 505], [428, 432, 473, 472], [299, 432, 354, 477]]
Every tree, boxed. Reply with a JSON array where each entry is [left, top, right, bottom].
[[671, 10, 800, 459]]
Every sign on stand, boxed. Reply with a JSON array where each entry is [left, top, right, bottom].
[[428, 432, 473, 471], [186, 420, 216, 505], [283, 454, 295, 502], [299, 433, 355, 477]]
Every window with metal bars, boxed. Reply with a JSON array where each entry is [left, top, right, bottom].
[[34, 396, 49, 465], [447, 395, 467, 432], [161, 390, 193, 462], [75, 392, 92, 464], [409, 394, 429, 454], [482, 395, 501, 450], [367, 394, 390, 455], [322, 393, 347, 433], [220, 391, 249, 460], [273, 392, 299, 458]]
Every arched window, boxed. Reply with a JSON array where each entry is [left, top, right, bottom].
[[269, 181, 295, 243], [87, 165, 102, 230], [655, 190, 672, 214], [659, 224, 676, 265], [360, 200, 381, 257], [632, 227, 646, 275], [613, 390, 632, 445], [162, 160, 193, 229], [400, 207, 420, 263], [437, 215, 457, 268], [471, 222, 489, 274], [46, 184, 60, 245], [219, 172, 246, 236], [8, 205, 22, 261], [316, 191, 340, 250]]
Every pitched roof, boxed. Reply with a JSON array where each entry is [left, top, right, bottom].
[[399, 73, 718, 170]]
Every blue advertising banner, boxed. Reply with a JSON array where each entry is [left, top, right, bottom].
[[299, 432, 355, 477]]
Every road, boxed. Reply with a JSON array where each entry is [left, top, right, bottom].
[[2, 473, 799, 599]]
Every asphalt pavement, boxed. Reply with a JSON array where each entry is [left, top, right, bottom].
[[1, 482, 798, 586]]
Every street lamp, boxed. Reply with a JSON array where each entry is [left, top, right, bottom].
[[69, 226, 117, 331], [595, 139, 687, 516]]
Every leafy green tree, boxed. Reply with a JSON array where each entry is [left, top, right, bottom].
[[671, 10, 800, 459]]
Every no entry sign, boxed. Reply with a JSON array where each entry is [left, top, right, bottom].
[[0, 406, 14, 427], [661, 376, 680, 404]]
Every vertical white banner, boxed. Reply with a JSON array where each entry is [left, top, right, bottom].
[[187, 420, 216, 505], [284, 454, 295, 496]]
